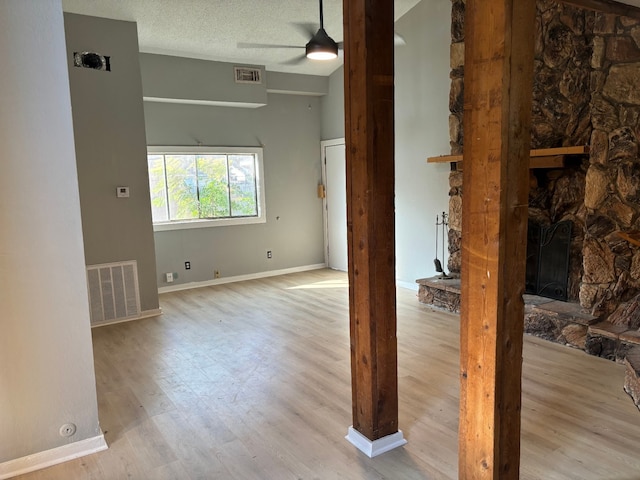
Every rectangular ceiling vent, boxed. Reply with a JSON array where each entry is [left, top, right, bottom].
[[234, 66, 262, 84], [86, 261, 140, 325]]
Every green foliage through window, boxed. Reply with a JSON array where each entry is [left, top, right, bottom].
[[148, 152, 260, 223]]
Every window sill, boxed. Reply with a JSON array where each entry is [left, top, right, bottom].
[[153, 216, 266, 232]]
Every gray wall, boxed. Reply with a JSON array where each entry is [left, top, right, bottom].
[[144, 83, 325, 286], [320, 0, 451, 287], [140, 53, 267, 105], [64, 14, 159, 312], [394, 0, 451, 286], [0, 0, 101, 464], [267, 71, 328, 96], [320, 66, 346, 141]]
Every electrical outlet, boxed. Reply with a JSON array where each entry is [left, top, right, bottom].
[[267, 250, 272, 259], [165, 272, 174, 283], [185, 261, 191, 270], [116, 186, 130, 198], [214, 270, 221, 278]]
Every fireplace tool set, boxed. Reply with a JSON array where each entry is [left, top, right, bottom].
[[434, 211, 451, 279]]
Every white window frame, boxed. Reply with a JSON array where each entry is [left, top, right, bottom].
[[148, 146, 266, 231]]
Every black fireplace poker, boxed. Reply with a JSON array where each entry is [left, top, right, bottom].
[[434, 211, 451, 279]]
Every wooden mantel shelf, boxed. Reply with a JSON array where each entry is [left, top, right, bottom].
[[616, 230, 640, 247], [427, 145, 589, 169]]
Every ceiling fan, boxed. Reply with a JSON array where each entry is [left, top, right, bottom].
[[237, 0, 340, 64], [305, 0, 339, 60], [237, 0, 405, 65]]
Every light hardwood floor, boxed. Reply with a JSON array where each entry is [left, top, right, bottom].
[[16, 269, 640, 479]]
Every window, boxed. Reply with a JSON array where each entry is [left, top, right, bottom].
[[147, 146, 265, 231]]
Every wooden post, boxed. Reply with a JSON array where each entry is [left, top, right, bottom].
[[459, 0, 536, 478], [343, 0, 402, 453]]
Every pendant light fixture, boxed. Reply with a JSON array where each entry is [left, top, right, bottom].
[[306, 0, 338, 60]]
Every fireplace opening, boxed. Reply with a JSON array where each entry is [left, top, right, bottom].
[[525, 220, 572, 301]]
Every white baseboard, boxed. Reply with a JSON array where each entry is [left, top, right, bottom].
[[0, 434, 107, 480], [345, 426, 407, 458], [91, 308, 163, 329], [158, 263, 327, 294]]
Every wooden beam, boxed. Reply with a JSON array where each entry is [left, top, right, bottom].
[[427, 145, 588, 164], [529, 155, 564, 169], [428, 154, 464, 163], [616, 230, 640, 247], [343, 0, 399, 442], [459, 0, 536, 478], [530, 146, 588, 157], [562, 0, 640, 21]]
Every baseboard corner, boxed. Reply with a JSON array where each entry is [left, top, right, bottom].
[[0, 433, 107, 479], [345, 426, 407, 458]]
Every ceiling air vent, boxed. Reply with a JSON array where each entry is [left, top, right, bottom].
[[74, 51, 111, 71], [234, 66, 262, 84]]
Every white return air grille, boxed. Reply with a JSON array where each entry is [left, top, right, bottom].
[[234, 66, 262, 84], [87, 261, 140, 324]]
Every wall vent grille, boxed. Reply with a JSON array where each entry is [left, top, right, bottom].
[[234, 66, 262, 84], [87, 261, 140, 324]]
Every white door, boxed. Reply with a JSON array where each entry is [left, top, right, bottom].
[[324, 142, 348, 271]]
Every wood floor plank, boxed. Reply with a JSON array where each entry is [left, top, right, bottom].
[[13, 269, 640, 479]]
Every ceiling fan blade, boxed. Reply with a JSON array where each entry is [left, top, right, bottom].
[[281, 54, 308, 65], [291, 22, 318, 39], [237, 42, 304, 50]]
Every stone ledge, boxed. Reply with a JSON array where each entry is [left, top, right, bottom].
[[624, 346, 640, 411], [417, 276, 598, 351], [523, 294, 554, 306], [416, 277, 461, 294], [417, 276, 640, 410], [525, 301, 597, 349], [589, 321, 629, 339], [416, 277, 461, 313], [586, 322, 640, 362], [416, 277, 640, 364], [532, 300, 599, 326], [620, 330, 640, 345]]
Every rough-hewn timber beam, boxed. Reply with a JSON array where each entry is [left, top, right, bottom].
[[459, 0, 536, 478], [343, 0, 401, 451]]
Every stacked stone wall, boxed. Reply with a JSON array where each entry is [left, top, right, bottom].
[[447, 0, 640, 316], [580, 13, 640, 317]]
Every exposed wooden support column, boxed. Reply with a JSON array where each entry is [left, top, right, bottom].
[[459, 0, 536, 478], [343, 0, 404, 457]]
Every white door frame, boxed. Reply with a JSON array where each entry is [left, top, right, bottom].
[[320, 138, 346, 268]]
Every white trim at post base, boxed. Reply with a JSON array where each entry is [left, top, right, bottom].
[[345, 426, 407, 457]]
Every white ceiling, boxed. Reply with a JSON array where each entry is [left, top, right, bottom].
[[61, 0, 424, 77]]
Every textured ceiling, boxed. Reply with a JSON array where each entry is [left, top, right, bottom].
[[62, 0, 424, 76]]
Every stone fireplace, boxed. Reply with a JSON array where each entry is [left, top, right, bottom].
[[419, 0, 640, 409]]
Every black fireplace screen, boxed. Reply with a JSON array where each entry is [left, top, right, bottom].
[[525, 220, 572, 301]]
